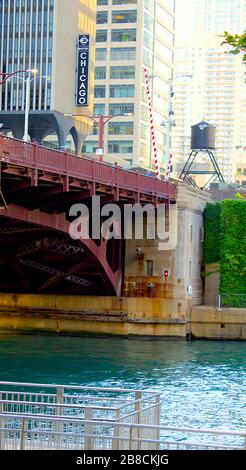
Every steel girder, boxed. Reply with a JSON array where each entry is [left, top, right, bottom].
[[20, 259, 93, 288], [17, 237, 85, 258]]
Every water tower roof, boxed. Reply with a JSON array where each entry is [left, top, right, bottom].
[[192, 121, 215, 129]]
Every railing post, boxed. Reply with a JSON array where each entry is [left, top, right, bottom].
[[20, 418, 27, 450], [217, 294, 222, 310], [133, 391, 141, 450], [0, 395, 3, 450], [33, 142, 38, 187], [112, 408, 121, 450], [84, 408, 92, 450], [154, 394, 161, 450], [129, 425, 134, 450], [56, 387, 64, 449], [136, 173, 140, 203], [63, 151, 69, 192], [156, 178, 158, 197], [91, 160, 96, 196]]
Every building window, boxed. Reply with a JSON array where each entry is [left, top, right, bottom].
[[82, 141, 98, 153], [110, 66, 135, 79], [111, 47, 136, 60], [97, 0, 108, 5], [96, 30, 108, 42], [96, 48, 107, 61], [96, 12, 108, 24], [95, 66, 106, 80], [144, 12, 154, 32], [94, 104, 106, 116], [110, 85, 135, 98], [112, 10, 137, 23], [94, 85, 106, 98], [108, 141, 133, 154], [108, 122, 134, 135], [146, 260, 154, 277], [108, 140, 133, 153], [111, 29, 136, 42], [109, 103, 134, 116], [112, 0, 137, 4]]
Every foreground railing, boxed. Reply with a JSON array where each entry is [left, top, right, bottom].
[[0, 413, 245, 451], [0, 382, 245, 450], [0, 382, 160, 425]]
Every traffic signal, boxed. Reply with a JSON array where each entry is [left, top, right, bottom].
[[162, 269, 170, 280]]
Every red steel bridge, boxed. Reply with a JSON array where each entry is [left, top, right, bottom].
[[0, 136, 177, 296]]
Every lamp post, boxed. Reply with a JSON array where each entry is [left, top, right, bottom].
[[0, 69, 30, 86], [65, 113, 133, 161], [147, 73, 192, 175], [0, 69, 51, 142], [19, 71, 51, 143], [161, 75, 193, 176]]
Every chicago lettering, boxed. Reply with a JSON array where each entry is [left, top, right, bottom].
[[77, 35, 90, 106]]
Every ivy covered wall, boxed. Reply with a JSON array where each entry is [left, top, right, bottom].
[[204, 200, 246, 300]]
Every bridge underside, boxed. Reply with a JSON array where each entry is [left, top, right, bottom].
[[0, 137, 177, 296], [0, 220, 118, 296], [0, 171, 125, 296]]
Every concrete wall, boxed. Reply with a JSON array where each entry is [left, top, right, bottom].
[[124, 184, 211, 310], [0, 294, 186, 338], [191, 306, 246, 340]]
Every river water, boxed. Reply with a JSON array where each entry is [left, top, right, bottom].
[[0, 333, 245, 432]]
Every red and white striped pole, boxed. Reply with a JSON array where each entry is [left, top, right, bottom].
[[165, 152, 173, 180], [144, 68, 160, 179]]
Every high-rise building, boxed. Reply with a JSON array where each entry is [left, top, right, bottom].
[[83, 0, 175, 168], [172, 0, 246, 183], [234, 147, 246, 188], [0, 0, 96, 153]]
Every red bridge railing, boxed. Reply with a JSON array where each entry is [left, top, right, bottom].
[[0, 136, 177, 200]]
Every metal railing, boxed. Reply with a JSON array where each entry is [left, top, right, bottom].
[[0, 135, 177, 200], [0, 382, 245, 450], [217, 293, 246, 309], [0, 413, 245, 451], [0, 381, 160, 450]]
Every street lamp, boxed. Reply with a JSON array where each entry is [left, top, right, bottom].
[[65, 113, 133, 161], [0, 69, 51, 142], [161, 75, 193, 176], [147, 73, 192, 175], [0, 69, 34, 86], [18, 71, 51, 143]]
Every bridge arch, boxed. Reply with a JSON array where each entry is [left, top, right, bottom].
[[0, 205, 123, 296]]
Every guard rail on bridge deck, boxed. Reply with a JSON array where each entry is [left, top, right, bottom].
[[0, 382, 245, 450], [0, 136, 177, 201]]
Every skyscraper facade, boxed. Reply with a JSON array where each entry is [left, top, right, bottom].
[[83, 0, 175, 168], [172, 0, 246, 183], [0, 0, 96, 153]]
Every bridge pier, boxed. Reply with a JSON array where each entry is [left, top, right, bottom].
[[123, 184, 211, 311]]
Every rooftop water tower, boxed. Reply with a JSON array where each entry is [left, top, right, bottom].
[[180, 121, 225, 189]]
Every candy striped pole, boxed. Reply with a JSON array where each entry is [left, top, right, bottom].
[[144, 68, 160, 179], [165, 153, 173, 180]]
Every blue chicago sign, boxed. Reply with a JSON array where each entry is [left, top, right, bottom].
[[76, 35, 90, 106]]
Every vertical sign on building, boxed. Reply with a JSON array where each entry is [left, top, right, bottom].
[[76, 35, 90, 106]]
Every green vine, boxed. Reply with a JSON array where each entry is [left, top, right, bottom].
[[204, 200, 246, 303], [204, 203, 221, 264]]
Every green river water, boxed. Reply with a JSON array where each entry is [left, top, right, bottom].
[[0, 333, 245, 432]]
